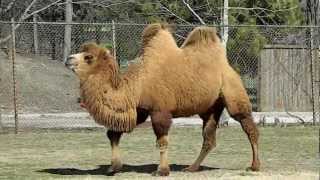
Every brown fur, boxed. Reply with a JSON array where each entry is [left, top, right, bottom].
[[66, 23, 259, 175], [150, 111, 172, 139]]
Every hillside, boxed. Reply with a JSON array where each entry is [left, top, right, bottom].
[[0, 51, 84, 113]]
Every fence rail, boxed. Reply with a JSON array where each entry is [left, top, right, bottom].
[[0, 21, 319, 131]]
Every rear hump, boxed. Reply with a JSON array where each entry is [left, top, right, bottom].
[[181, 26, 220, 48]]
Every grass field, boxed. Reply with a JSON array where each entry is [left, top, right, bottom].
[[0, 125, 318, 179]]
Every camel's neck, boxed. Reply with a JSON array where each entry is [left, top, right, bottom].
[[80, 67, 139, 132]]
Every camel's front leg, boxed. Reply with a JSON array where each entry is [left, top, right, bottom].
[[151, 111, 172, 176], [106, 130, 123, 174]]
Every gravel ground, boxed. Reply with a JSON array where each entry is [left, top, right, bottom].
[[0, 112, 315, 129]]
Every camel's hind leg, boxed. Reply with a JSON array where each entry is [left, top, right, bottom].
[[223, 93, 260, 171], [184, 98, 224, 172]]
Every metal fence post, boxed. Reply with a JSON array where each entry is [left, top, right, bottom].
[[33, 15, 39, 55], [309, 26, 317, 126], [11, 18, 18, 134], [0, 107, 3, 132], [112, 20, 118, 65], [316, 27, 320, 125], [63, 0, 72, 63]]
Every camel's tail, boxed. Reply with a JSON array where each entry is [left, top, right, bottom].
[[181, 26, 220, 48]]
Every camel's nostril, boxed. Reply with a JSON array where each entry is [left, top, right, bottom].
[[65, 56, 74, 66], [67, 56, 74, 61]]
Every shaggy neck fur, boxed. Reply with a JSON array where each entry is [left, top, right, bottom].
[[80, 61, 137, 132]]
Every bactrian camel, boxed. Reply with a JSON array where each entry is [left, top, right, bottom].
[[65, 23, 260, 176]]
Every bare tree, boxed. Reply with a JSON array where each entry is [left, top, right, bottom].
[[181, 0, 206, 25], [0, 0, 63, 45], [0, 0, 17, 15]]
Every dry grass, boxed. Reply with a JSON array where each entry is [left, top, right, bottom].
[[0, 126, 318, 179]]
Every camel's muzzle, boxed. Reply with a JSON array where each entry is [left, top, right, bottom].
[[64, 55, 77, 72]]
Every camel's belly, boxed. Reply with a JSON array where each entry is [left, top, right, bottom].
[[172, 89, 220, 117]]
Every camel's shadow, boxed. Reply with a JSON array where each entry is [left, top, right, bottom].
[[39, 164, 221, 176]]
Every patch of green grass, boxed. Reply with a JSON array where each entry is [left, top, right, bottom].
[[0, 126, 318, 179]]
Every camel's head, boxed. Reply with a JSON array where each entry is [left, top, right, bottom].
[[65, 42, 114, 80]]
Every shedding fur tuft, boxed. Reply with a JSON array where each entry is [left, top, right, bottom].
[[181, 26, 220, 48]]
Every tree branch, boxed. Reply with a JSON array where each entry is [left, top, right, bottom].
[[0, 0, 17, 14], [283, 90, 305, 124], [59, 0, 132, 9], [182, 0, 206, 25], [226, 6, 299, 13], [26, 0, 63, 18], [158, 2, 192, 25], [18, 0, 38, 21], [0, 0, 63, 45]]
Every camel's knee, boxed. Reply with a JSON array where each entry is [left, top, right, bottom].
[[157, 135, 169, 151]]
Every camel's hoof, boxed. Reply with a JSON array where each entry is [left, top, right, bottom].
[[107, 163, 123, 176], [182, 165, 199, 172], [246, 166, 260, 172], [152, 167, 170, 176]]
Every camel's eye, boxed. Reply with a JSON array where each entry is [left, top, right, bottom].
[[84, 55, 93, 64]]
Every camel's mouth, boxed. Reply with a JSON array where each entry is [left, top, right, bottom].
[[64, 54, 81, 73], [67, 64, 77, 73], [65, 63, 76, 72]]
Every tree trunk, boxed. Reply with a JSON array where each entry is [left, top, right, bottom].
[[306, 0, 320, 125], [11, 18, 18, 134]]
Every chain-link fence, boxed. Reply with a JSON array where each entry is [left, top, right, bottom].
[[0, 21, 319, 131]]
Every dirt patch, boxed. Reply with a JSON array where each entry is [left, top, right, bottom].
[[0, 51, 83, 113]]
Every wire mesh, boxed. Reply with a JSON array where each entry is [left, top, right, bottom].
[[0, 21, 319, 130]]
